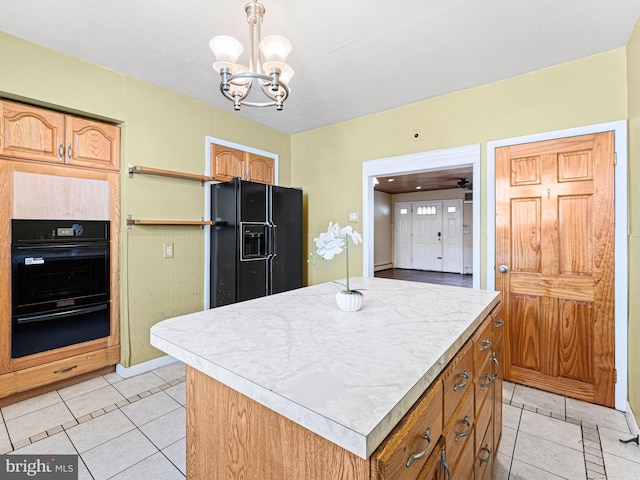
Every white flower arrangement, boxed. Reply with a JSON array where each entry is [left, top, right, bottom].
[[314, 222, 362, 294]]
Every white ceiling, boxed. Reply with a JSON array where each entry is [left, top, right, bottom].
[[1, 0, 639, 135]]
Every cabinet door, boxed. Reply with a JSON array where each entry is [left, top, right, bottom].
[[416, 440, 445, 480], [372, 382, 443, 480], [0, 100, 65, 163], [475, 421, 493, 480], [246, 153, 274, 184], [212, 144, 246, 182], [492, 304, 505, 455], [65, 116, 120, 170], [442, 341, 474, 421]]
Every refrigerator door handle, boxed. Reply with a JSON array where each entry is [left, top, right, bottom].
[[269, 225, 277, 256]]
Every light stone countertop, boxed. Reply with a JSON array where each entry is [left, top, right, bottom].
[[150, 277, 500, 459]]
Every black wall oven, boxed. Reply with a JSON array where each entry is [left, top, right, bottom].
[[11, 219, 111, 358]]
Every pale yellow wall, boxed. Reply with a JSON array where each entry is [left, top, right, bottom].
[[626, 20, 640, 422], [293, 48, 628, 288], [0, 32, 292, 366], [373, 190, 392, 268]]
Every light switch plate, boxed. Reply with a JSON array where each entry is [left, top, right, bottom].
[[163, 242, 174, 258], [348, 211, 359, 223]]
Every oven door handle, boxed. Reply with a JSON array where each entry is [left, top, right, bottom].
[[16, 304, 108, 325], [15, 242, 108, 250]]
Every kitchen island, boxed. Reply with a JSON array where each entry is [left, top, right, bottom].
[[151, 277, 502, 479]]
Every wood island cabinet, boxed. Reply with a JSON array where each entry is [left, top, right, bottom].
[[0, 99, 120, 171], [185, 300, 504, 480], [211, 143, 275, 184], [0, 99, 121, 406]]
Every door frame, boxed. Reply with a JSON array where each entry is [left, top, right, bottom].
[[362, 144, 481, 288], [203, 135, 280, 310], [486, 120, 628, 411]]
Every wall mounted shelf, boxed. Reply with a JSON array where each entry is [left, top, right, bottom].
[[128, 165, 214, 185], [126, 217, 212, 229]]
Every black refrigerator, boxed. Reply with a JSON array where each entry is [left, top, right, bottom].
[[210, 178, 303, 307]]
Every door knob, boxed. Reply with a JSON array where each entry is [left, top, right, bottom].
[[498, 265, 509, 274]]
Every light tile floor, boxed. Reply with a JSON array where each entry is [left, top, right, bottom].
[[1, 363, 639, 479]]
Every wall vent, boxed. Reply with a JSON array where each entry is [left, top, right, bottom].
[[464, 191, 473, 203]]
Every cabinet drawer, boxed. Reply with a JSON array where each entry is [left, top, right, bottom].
[[475, 419, 493, 480], [0, 346, 119, 398], [475, 386, 492, 456], [442, 341, 474, 421], [491, 303, 505, 351], [443, 387, 474, 471], [372, 381, 443, 480], [450, 427, 475, 480], [474, 355, 493, 416], [472, 317, 493, 370]]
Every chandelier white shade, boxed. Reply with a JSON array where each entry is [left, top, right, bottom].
[[210, 1, 293, 111]]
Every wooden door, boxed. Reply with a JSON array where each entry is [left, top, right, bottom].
[[495, 132, 615, 407], [65, 116, 120, 171], [0, 100, 65, 163], [246, 153, 274, 184]]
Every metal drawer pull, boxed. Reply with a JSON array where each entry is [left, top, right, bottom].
[[442, 450, 452, 480], [495, 318, 505, 328], [492, 354, 501, 380], [406, 428, 431, 467], [480, 373, 492, 390], [479, 445, 491, 466], [67, 144, 72, 161], [455, 416, 471, 442], [453, 370, 469, 391], [480, 338, 492, 351], [58, 141, 64, 160], [54, 365, 77, 374]]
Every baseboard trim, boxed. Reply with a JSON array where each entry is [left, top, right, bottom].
[[116, 355, 178, 379], [374, 263, 393, 272], [627, 401, 640, 435]]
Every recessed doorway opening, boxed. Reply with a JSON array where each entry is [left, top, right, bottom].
[[362, 144, 481, 289]]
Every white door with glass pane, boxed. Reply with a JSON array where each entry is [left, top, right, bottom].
[[394, 199, 463, 273], [441, 200, 463, 273], [395, 203, 412, 268]]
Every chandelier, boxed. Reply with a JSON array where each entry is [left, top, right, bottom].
[[209, 0, 293, 111]]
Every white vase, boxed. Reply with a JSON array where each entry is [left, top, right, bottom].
[[335, 290, 363, 312]]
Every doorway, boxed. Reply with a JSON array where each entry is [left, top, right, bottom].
[[486, 121, 628, 411], [395, 199, 464, 273], [362, 144, 481, 288]]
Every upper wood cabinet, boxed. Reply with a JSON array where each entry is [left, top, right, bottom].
[[0, 100, 65, 163], [0, 99, 120, 171], [65, 115, 120, 170], [211, 143, 275, 185]]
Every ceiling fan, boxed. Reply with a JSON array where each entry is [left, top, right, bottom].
[[456, 178, 473, 190]]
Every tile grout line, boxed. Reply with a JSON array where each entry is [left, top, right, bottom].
[[4, 375, 187, 453]]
